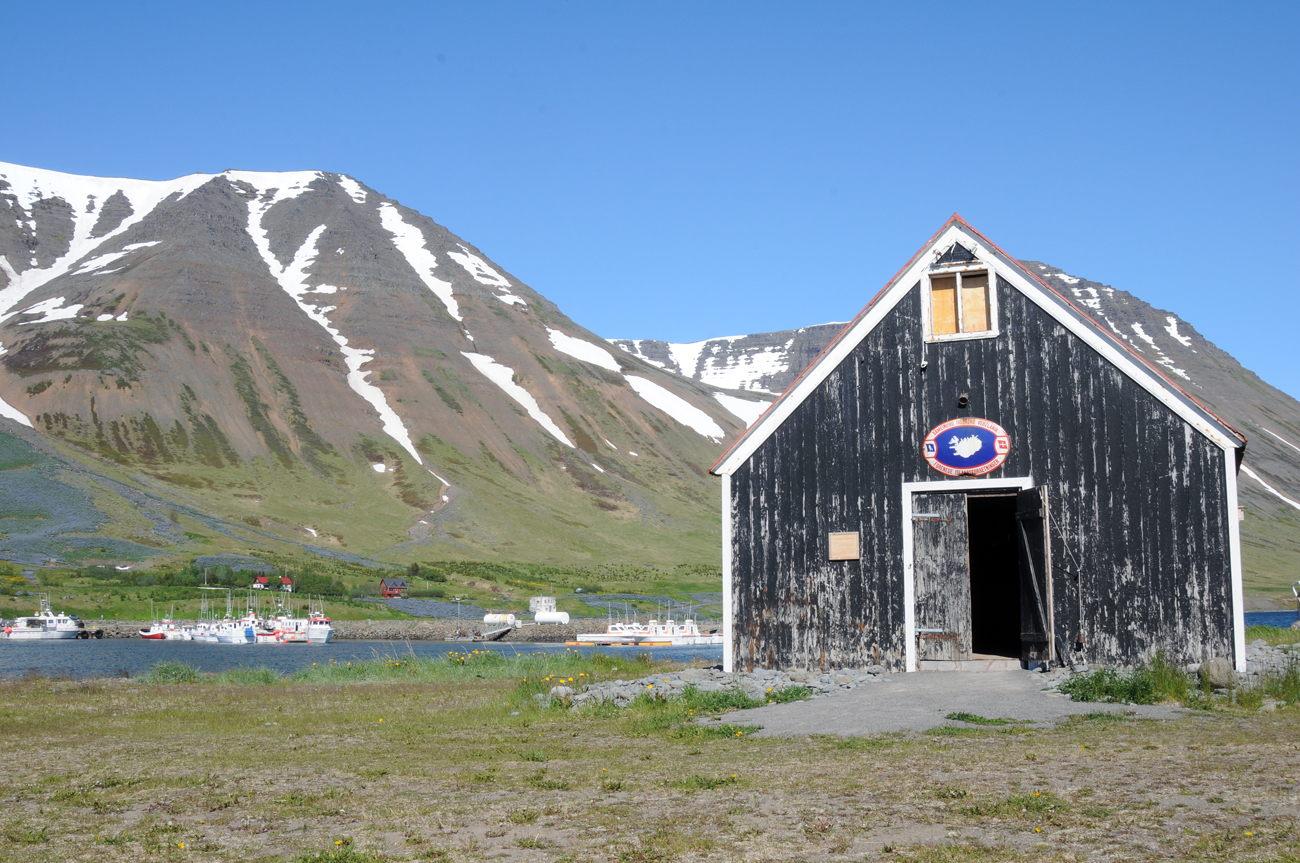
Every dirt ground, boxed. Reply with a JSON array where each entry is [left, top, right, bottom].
[[1, 673, 1297, 862]]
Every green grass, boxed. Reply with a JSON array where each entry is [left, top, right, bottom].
[[944, 712, 1019, 726], [962, 791, 1069, 818], [295, 840, 389, 862], [670, 773, 741, 791], [140, 660, 201, 684], [1059, 651, 1193, 704], [1060, 649, 1300, 710], [1247, 624, 1300, 645]]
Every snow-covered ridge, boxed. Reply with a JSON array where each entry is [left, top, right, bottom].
[[0, 161, 216, 319], [611, 327, 839, 395]]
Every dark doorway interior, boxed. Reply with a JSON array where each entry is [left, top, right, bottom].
[[967, 494, 1021, 657]]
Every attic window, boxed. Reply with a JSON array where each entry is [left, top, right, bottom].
[[925, 269, 997, 341]]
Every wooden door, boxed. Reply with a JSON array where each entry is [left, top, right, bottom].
[[912, 492, 972, 661], [1016, 486, 1053, 664]]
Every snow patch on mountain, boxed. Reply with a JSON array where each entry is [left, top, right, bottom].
[[547, 328, 621, 371], [625, 376, 724, 441], [697, 340, 792, 393], [1241, 463, 1300, 511], [667, 340, 712, 378], [1130, 323, 1190, 380], [72, 241, 160, 275], [336, 175, 368, 203], [713, 393, 771, 427], [447, 244, 524, 305], [0, 341, 30, 427], [15, 296, 83, 325], [1262, 428, 1300, 455], [378, 203, 461, 322], [610, 340, 669, 370], [1163, 316, 1193, 348], [461, 352, 574, 448]]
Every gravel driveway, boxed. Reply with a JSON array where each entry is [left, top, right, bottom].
[[727, 670, 1184, 736]]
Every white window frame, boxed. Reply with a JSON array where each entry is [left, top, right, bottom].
[[923, 262, 1000, 342]]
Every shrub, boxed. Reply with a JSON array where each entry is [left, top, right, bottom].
[[142, 660, 201, 684], [1059, 652, 1192, 705]]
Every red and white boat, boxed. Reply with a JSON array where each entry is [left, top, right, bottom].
[[139, 618, 188, 640]]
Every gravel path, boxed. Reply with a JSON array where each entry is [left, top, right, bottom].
[[726, 670, 1184, 736]]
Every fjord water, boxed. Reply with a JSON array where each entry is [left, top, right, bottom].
[[0, 640, 722, 679]]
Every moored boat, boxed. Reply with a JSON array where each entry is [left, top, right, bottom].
[[3, 596, 98, 640], [139, 618, 188, 640], [568, 618, 723, 647]]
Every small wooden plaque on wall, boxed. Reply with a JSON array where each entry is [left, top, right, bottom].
[[828, 531, 860, 561]]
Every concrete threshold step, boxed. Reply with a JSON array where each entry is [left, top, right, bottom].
[[918, 659, 1024, 672]]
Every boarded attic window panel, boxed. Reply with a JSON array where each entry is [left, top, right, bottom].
[[931, 276, 958, 335], [961, 273, 990, 332], [828, 531, 860, 561]]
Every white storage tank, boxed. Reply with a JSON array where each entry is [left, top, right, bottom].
[[534, 611, 570, 625], [483, 613, 517, 625]]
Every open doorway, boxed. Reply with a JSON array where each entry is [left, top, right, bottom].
[[966, 494, 1020, 658]]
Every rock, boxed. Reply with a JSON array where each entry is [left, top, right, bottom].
[[1291, 620, 1300, 631], [1202, 657, 1234, 689], [1071, 663, 1089, 673], [866, 664, 886, 676]]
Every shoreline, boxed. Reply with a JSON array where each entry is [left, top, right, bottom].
[[38, 619, 583, 642]]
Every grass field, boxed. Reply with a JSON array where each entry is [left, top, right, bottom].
[[2, 652, 1299, 862]]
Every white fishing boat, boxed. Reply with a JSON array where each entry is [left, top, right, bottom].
[[569, 618, 722, 647], [3, 596, 88, 640], [306, 610, 334, 644], [213, 617, 256, 645]]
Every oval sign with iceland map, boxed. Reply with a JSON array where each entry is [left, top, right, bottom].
[[922, 418, 1011, 477]]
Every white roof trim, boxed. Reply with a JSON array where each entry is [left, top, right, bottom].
[[712, 224, 1241, 476]]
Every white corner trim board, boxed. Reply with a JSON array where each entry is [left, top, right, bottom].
[[1226, 458, 1246, 673], [900, 476, 1035, 673], [722, 473, 734, 673]]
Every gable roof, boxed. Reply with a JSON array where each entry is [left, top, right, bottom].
[[380, 577, 408, 588], [711, 215, 1245, 477]]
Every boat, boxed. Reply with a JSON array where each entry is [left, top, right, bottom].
[[3, 596, 98, 640], [306, 600, 334, 644], [138, 618, 189, 640], [568, 617, 723, 647]]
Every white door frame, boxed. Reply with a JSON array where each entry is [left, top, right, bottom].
[[902, 475, 1036, 672]]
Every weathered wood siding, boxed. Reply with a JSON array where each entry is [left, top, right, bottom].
[[730, 276, 1234, 671]]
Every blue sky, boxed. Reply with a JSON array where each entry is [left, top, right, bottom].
[[6, 2, 1299, 397]]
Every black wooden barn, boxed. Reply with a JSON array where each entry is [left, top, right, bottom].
[[711, 216, 1246, 674]]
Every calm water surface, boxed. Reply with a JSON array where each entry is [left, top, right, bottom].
[[1245, 610, 1300, 629], [0, 639, 722, 679]]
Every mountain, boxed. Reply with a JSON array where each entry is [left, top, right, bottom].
[[612, 263, 1300, 599], [2, 160, 1295, 597], [0, 161, 771, 569]]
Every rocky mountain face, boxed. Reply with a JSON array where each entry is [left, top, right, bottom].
[[613, 262, 1300, 596], [0, 162, 770, 568]]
